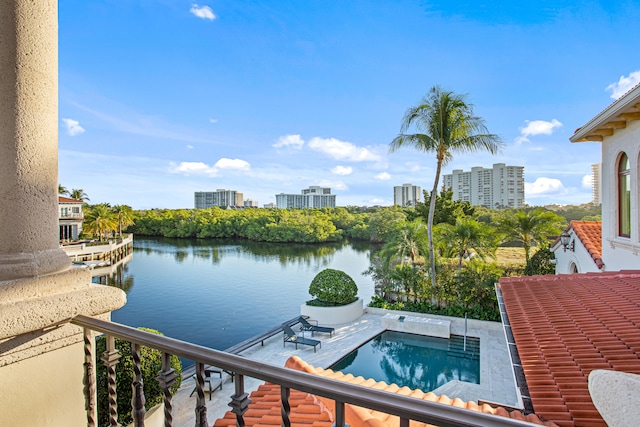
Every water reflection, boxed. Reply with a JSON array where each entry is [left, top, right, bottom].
[[100, 236, 375, 354], [92, 258, 134, 293], [331, 331, 479, 392]]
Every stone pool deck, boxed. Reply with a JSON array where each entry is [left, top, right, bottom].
[[171, 309, 520, 426]]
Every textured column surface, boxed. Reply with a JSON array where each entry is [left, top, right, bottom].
[[0, 0, 71, 280]]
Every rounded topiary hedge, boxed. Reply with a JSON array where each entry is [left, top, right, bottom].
[[308, 268, 358, 306], [96, 327, 182, 427]]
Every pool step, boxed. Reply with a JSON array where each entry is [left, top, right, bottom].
[[447, 336, 480, 360]]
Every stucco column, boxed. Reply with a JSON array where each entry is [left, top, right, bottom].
[[0, 0, 71, 280]]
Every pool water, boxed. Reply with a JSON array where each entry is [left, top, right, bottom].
[[329, 331, 480, 392]]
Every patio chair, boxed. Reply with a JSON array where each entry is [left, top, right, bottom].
[[189, 368, 223, 400], [298, 316, 334, 337], [283, 324, 321, 352]]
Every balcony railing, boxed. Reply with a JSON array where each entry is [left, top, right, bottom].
[[72, 315, 539, 427]]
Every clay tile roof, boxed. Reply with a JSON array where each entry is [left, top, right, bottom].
[[499, 271, 640, 427], [213, 356, 558, 427], [58, 196, 83, 203], [569, 221, 603, 269]]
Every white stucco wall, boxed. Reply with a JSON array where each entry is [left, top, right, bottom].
[[601, 120, 640, 271], [552, 231, 602, 274]]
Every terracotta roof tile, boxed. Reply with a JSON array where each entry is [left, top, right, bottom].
[[562, 221, 603, 269], [213, 356, 558, 427], [499, 271, 640, 427], [58, 196, 83, 203]]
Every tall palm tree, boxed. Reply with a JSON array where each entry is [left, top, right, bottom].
[[497, 208, 564, 265], [58, 184, 69, 196], [389, 86, 503, 304], [112, 204, 136, 237], [70, 188, 90, 202], [84, 203, 117, 241]]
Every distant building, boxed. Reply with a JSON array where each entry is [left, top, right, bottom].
[[276, 186, 336, 209], [592, 163, 602, 205], [263, 202, 276, 209], [58, 196, 83, 242], [244, 199, 259, 208], [442, 163, 524, 209], [393, 183, 421, 207], [195, 189, 244, 208]]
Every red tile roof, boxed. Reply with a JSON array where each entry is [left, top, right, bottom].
[[58, 196, 83, 203], [570, 221, 603, 269], [213, 356, 558, 427], [499, 271, 640, 427]]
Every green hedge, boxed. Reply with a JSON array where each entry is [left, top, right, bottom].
[[308, 268, 358, 306]]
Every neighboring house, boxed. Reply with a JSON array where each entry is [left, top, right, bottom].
[[551, 221, 603, 274], [568, 82, 640, 271], [58, 195, 83, 242]]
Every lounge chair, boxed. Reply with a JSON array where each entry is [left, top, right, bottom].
[[189, 368, 223, 400], [283, 324, 320, 352], [298, 316, 334, 337]]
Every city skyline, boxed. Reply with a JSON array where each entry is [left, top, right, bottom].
[[57, 1, 640, 209]]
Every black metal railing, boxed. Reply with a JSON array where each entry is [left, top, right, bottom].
[[72, 315, 540, 427]]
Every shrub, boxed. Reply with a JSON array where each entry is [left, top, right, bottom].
[[524, 247, 556, 276], [96, 327, 182, 427], [308, 268, 358, 306]]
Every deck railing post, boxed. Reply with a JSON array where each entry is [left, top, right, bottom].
[[229, 373, 250, 427], [335, 401, 345, 427], [280, 386, 291, 427], [156, 352, 178, 427], [101, 334, 122, 427], [194, 362, 208, 427], [131, 343, 146, 426], [83, 327, 98, 427]]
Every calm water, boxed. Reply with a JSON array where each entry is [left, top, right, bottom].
[[330, 331, 480, 392], [98, 237, 375, 354]]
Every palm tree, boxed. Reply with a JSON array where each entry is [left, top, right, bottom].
[[58, 184, 69, 196], [497, 208, 564, 265], [70, 188, 90, 202], [83, 203, 117, 241], [435, 216, 498, 303], [380, 219, 429, 268], [112, 205, 136, 237], [389, 86, 503, 304]]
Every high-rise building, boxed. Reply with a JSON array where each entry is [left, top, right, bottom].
[[276, 186, 336, 209], [393, 183, 421, 207], [442, 163, 524, 209], [194, 189, 244, 208], [592, 163, 602, 205]]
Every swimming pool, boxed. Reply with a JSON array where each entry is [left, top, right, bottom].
[[329, 330, 480, 392]]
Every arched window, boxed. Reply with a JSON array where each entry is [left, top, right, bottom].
[[618, 152, 631, 237]]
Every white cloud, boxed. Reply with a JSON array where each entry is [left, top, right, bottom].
[[318, 179, 347, 190], [308, 137, 381, 162], [273, 134, 304, 150], [209, 118, 218, 124], [190, 4, 216, 20], [524, 177, 568, 198], [606, 70, 640, 99], [406, 162, 421, 172], [168, 157, 249, 177], [581, 174, 592, 189], [375, 172, 391, 180], [62, 118, 85, 136], [186, 145, 194, 150], [516, 119, 562, 144], [214, 158, 251, 170], [168, 161, 218, 177], [331, 165, 352, 175]]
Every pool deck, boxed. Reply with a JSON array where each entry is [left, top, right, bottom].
[[171, 309, 520, 426]]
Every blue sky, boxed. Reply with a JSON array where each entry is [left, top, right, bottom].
[[58, 1, 640, 209]]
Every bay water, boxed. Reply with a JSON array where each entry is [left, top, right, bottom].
[[98, 237, 375, 354]]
